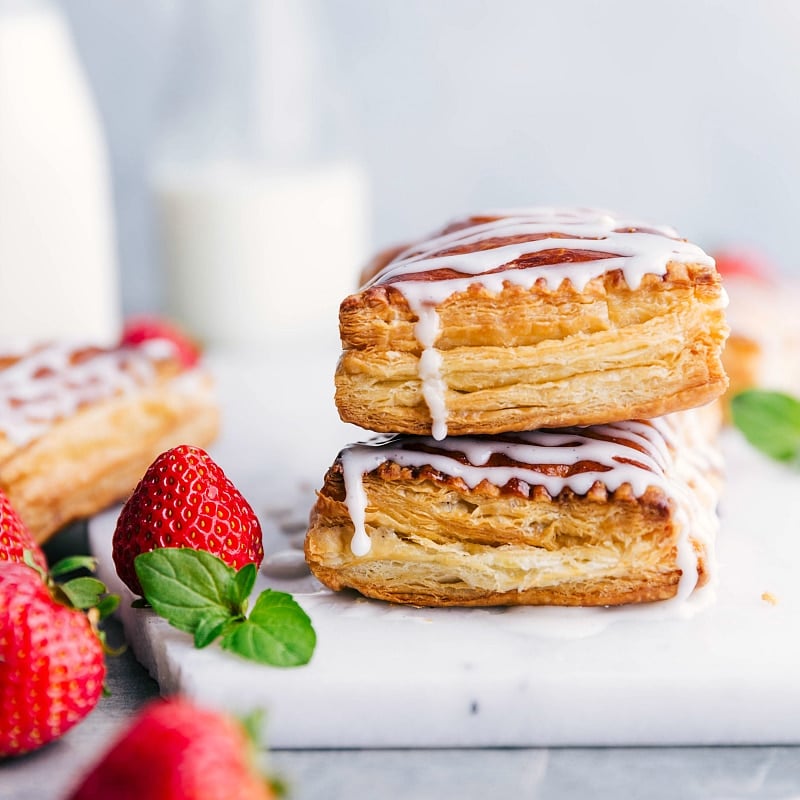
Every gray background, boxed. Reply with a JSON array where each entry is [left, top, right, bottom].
[[57, 0, 800, 313]]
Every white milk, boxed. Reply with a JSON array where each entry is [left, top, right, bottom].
[[154, 159, 368, 349], [0, 1, 120, 342]]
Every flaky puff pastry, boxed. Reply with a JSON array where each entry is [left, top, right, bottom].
[[337, 209, 729, 438], [305, 407, 722, 607], [0, 342, 219, 542]]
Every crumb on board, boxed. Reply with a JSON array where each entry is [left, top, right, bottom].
[[761, 591, 779, 606]]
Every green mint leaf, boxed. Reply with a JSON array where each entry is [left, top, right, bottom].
[[194, 610, 232, 649], [135, 548, 317, 669], [731, 390, 800, 463], [221, 590, 316, 667], [135, 548, 238, 636], [232, 563, 257, 608], [96, 594, 120, 619], [60, 577, 107, 609], [50, 555, 97, 577]]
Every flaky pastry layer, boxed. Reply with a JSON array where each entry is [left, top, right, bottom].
[[336, 262, 729, 436], [305, 411, 720, 607]]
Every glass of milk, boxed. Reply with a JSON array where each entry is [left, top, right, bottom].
[[152, 0, 368, 351], [0, 0, 120, 344]]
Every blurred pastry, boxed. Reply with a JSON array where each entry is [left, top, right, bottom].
[[336, 208, 729, 440], [0, 337, 218, 543], [714, 250, 800, 403], [305, 407, 721, 607]]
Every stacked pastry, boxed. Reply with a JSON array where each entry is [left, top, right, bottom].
[[304, 208, 729, 607]]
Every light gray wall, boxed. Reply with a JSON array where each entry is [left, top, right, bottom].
[[58, 0, 800, 312]]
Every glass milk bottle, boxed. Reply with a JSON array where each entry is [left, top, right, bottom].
[[0, 0, 120, 343], [152, 0, 368, 351]]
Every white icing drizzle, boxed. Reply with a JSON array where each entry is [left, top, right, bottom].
[[365, 208, 717, 440], [0, 339, 180, 446], [415, 310, 448, 442], [647, 409, 722, 606], [339, 413, 719, 604]]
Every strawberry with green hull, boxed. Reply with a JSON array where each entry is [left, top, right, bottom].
[[0, 561, 114, 757], [113, 445, 264, 596], [114, 445, 315, 667], [67, 697, 277, 800]]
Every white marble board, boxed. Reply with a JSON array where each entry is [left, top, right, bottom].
[[89, 346, 800, 747]]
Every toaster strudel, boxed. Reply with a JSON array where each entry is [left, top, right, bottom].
[[0, 339, 218, 542], [336, 209, 729, 439], [305, 407, 721, 607]]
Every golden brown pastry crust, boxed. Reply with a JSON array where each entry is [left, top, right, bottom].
[[0, 347, 218, 543], [305, 411, 719, 607], [306, 468, 700, 606], [336, 262, 729, 435]]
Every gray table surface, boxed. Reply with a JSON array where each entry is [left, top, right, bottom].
[[3, 527, 800, 800]]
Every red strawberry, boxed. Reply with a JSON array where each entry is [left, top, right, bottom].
[[67, 697, 275, 800], [113, 446, 264, 596], [714, 248, 776, 283], [0, 489, 47, 571], [0, 562, 106, 756], [121, 315, 200, 368]]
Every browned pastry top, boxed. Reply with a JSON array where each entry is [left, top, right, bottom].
[[361, 208, 715, 290]]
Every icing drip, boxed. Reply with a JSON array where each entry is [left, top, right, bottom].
[[339, 414, 719, 603], [365, 208, 717, 440], [414, 307, 448, 441], [0, 339, 180, 446], [647, 410, 722, 605]]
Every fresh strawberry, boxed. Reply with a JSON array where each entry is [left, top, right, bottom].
[[0, 488, 47, 571], [714, 248, 776, 283], [67, 697, 275, 800], [0, 562, 106, 756], [112, 445, 264, 596], [121, 315, 200, 368]]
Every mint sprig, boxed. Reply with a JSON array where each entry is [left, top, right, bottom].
[[134, 548, 316, 668], [731, 389, 800, 464]]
